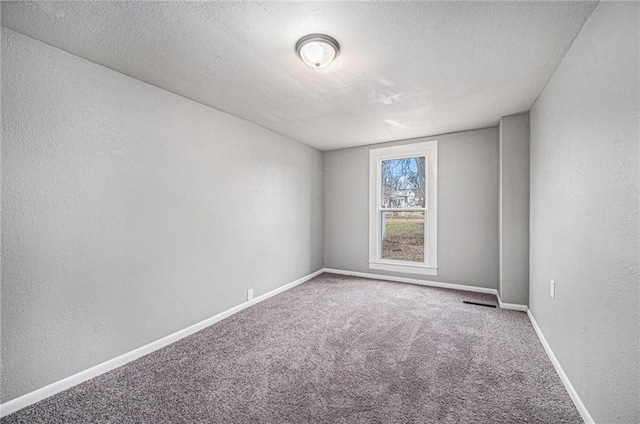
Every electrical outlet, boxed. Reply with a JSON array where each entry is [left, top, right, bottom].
[[247, 289, 254, 301], [550, 280, 555, 299]]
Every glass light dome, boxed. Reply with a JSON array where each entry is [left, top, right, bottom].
[[296, 34, 340, 69]]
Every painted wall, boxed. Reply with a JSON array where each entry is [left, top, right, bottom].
[[1, 28, 324, 403], [498, 113, 530, 305], [324, 127, 499, 289], [529, 2, 639, 423]]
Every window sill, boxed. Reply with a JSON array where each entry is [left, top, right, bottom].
[[368, 261, 438, 276]]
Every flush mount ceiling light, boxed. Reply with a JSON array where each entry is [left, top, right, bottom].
[[295, 34, 340, 69]]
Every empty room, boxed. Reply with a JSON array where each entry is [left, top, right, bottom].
[[1, 1, 638, 423]]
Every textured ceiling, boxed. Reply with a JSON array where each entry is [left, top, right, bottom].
[[1, 1, 597, 151]]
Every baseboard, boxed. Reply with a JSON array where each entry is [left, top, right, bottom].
[[4, 268, 587, 423], [496, 292, 528, 311], [526, 310, 594, 424], [322, 268, 498, 295], [0, 268, 324, 418]]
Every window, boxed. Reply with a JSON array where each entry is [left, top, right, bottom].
[[369, 141, 437, 275]]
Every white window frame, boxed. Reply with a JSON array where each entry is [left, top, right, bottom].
[[368, 141, 438, 275]]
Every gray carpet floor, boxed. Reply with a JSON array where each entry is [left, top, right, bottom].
[[2, 273, 582, 423]]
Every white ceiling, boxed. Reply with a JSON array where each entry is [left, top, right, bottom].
[[2, 1, 597, 151]]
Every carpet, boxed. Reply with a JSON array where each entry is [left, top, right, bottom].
[[1, 273, 582, 423]]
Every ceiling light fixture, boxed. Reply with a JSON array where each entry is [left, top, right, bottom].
[[295, 34, 340, 69]]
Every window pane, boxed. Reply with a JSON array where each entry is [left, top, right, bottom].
[[381, 157, 425, 208], [381, 211, 424, 262]]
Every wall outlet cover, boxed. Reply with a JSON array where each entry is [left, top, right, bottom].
[[550, 280, 555, 299], [247, 289, 254, 301]]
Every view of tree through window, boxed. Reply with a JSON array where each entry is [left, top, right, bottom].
[[381, 157, 425, 207], [380, 157, 425, 262]]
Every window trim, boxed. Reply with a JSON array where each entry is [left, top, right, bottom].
[[368, 141, 438, 275]]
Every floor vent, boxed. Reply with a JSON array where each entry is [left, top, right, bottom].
[[463, 300, 497, 308]]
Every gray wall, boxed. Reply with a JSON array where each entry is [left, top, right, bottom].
[[324, 127, 499, 289], [498, 113, 530, 305], [529, 2, 639, 423], [1, 28, 324, 403]]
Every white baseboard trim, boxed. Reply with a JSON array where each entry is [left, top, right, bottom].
[[0, 268, 324, 418], [322, 268, 498, 295], [527, 310, 594, 424], [5, 268, 588, 423], [496, 292, 528, 311]]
